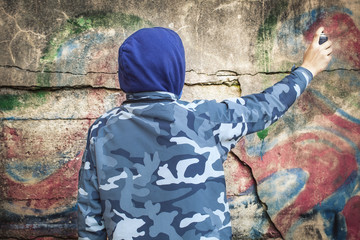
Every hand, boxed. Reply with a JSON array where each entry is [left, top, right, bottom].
[[301, 27, 333, 77]]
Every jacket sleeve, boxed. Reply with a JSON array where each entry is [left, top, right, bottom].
[[211, 67, 313, 149], [77, 126, 107, 239]]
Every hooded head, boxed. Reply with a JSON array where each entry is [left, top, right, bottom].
[[118, 27, 185, 97]]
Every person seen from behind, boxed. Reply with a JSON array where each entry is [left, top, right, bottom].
[[77, 26, 332, 239]]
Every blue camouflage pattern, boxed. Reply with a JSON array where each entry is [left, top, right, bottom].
[[77, 67, 313, 239]]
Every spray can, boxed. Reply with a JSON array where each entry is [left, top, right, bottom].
[[319, 32, 328, 45]]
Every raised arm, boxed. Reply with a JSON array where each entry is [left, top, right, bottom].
[[211, 27, 332, 148], [239, 26, 333, 134]]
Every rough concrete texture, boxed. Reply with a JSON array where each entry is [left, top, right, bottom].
[[0, 0, 359, 239]]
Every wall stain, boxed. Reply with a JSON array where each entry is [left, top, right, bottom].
[[256, 0, 288, 72]]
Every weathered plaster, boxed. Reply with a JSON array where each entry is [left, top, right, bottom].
[[1, 0, 359, 239]]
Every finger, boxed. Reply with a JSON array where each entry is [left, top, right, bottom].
[[313, 27, 325, 44], [320, 40, 332, 49], [325, 47, 333, 56]]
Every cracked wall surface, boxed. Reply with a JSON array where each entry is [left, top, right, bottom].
[[1, 0, 359, 239]]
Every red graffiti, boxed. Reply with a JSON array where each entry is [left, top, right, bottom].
[[342, 196, 360, 240], [304, 12, 360, 68], [224, 154, 255, 196], [2, 152, 82, 210], [235, 109, 359, 235], [2, 127, 22, 158]]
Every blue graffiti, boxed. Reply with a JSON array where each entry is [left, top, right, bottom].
[[4, 153, 76, 182], [257, 168, 309, 217], [309, 88, 360, 124]]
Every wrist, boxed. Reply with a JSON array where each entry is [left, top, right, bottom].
[[300, 63, 316, 77]]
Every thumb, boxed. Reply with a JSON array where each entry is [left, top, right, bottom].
[[312, 27, 324, 45]]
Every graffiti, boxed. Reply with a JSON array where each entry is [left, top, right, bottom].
[[0, 121, 88, 231], [1, 3, 359, 239], [1, 152, 82, 216], [303, 11, 360, 69], [0, 91, 47, 112], [0, 153, 82, 238], [235, 7, 360, 239], [40, 12, 152, 71], [0, 12, 150, 238]]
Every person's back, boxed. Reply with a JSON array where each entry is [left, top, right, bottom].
[[77, 27, 332, 239], [84, 91, 235, 239]]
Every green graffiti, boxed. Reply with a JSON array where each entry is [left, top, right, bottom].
[[35, 90, 47, 100], [0, 92, 47, 112], [40, 12, 152, 69], [256, 0, 288, 72], [67, 17, 93, 34], [257, 128, 269, 140], [256, 120, 279, 141], [0, 94, 22, 111], [21, 12, 152, 112]]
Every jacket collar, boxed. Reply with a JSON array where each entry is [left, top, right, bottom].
[[125, 91, 179, 102]]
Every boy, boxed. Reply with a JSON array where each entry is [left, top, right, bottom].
[[78, 27, 332, 239]]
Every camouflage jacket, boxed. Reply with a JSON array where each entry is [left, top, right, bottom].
[[77, 67, 313, 240]]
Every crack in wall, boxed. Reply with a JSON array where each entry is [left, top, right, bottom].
[[1, 197, 77, 201], [2, 64, 359, 77], [0, 65, 117, 76], [0, 235, 75, 240], [0, 113, 99, 121], [229, 151, 284, 239], [0, 117, 98, 121], [2, 64, 359, 90], [1, 64, 359, 124], [0, 84, 121, 91]]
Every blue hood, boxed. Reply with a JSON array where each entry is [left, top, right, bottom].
[[118, 27, 185, 97]]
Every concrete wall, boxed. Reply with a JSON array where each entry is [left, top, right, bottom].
[[0, 0, 359, 239]]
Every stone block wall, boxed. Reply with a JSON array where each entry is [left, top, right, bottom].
[[0, 0, 359, 239]]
